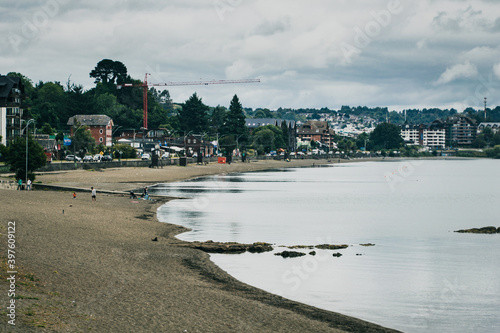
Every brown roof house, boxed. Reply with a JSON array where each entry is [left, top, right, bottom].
[[67, 115, 114, 147]]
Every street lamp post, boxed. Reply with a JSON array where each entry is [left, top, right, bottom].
[[140, 127, 146, 155], [235, 134, 244, 157], [184, 131, 193, 156], [111, 125, 123, 159], [22, 119, 35, 185]]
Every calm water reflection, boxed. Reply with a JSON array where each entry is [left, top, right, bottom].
[[156, 159, 500, 333]]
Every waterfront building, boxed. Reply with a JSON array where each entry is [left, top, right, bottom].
[[401, 122, 445, 149], [0, 75, 25, 145], [67, 115, 114, 147], [444, 115, 477, 147], [295, 120, 336, 149]]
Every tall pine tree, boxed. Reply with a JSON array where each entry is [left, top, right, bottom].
[[221, 95, 248, 151], [178, 93, 209, 133], [222, 95, 247, 135]]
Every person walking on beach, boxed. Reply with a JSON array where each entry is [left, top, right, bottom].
[[142, 186, 151, 200], [17, 178, 22, 190], [91, 187, 96, 202], [27, 179, 32, 191]]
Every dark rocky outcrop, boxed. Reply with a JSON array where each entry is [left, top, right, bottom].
[[190, 241, 273, 254], [315, 244, 349, 250], [332, 252, 343, 257], [248, 242, 274, 253], [454, 226, 500, 234], [287, 245, 315, 249], [360, 243, 375, 247], [274, 251, 306, 258]]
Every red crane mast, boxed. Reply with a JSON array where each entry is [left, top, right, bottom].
[[118, 73, 260, 129]]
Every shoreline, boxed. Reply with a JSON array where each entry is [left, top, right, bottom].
[[1, 159, 401, 332]]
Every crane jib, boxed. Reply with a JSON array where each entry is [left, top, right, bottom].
[[117, 74, 260, 129]]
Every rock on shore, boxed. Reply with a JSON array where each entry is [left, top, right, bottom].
[[275, 251, 307, 258], [189, 240, 273, 253], [315, 244, 349, 250], [455, 226, 500, 234]]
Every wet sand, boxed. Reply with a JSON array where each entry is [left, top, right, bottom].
[[0, 159, 400, 332]]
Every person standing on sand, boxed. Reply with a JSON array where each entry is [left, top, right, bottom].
[[91, 187, 96, 202], [27, 179, 32, 191], [17, 178, 22, 190]]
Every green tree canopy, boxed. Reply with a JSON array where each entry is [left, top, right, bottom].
[[40, 122, 55, 135], [370, 123, 404, 150], [251, 125, 286, 154], [30, 82, 67, 129], [89, 59, 128, 84], [178, 93, 209, 134], [5, 135, 47, 181], [71, 125, 96, 157], [0, 136, 6, 162], [280, 120, 290, 150], [210, 105, 227, 134], [221, 95, 248, 149]]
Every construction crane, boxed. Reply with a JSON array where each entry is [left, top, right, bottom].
[[117, 73, 260, 129]]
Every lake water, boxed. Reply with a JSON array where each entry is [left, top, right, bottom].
[[155, 159, 500, 333]]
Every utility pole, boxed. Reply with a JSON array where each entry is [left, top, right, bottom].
[[484, 97, 487, 121], [22, 119, 35, 183]]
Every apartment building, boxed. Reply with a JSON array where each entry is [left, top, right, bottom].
[[0, 75, 25, 145]]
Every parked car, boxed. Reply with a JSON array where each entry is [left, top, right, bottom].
[[141, 153, 151, 160], [65, 155, 82, 162], [93, 154, 102, 162], [101, 154, 113, 162], [83, 155, 93, 162]]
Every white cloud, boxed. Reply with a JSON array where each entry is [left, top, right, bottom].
[[434, 61, 479, 85], [459, 46, 500, 64], [494, 63, 500, 79]]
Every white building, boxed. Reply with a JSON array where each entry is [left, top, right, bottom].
[[401, 123, 445, 149], [477, 122, 500, 134]]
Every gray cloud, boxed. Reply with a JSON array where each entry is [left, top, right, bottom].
[[1, 0, 500, 111]]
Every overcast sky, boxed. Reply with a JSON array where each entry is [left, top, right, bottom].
[[2, 0, 500, 112]]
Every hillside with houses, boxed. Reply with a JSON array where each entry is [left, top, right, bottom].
[[2, 66, 500, 170]]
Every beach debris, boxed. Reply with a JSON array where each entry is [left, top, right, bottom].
[[274, 251, 306, 258], [360, 243, 376, 247], [332, 252, 343, 257], [152, 237, 158, 242], [454, 226, 500, 234], [315, 244, 349, 250]]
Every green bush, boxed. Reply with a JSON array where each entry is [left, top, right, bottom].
[[485, 146, 500, 159], [112, 144, 136, 159]]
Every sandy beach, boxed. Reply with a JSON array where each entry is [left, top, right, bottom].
[[1, 159, 400, 332]]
